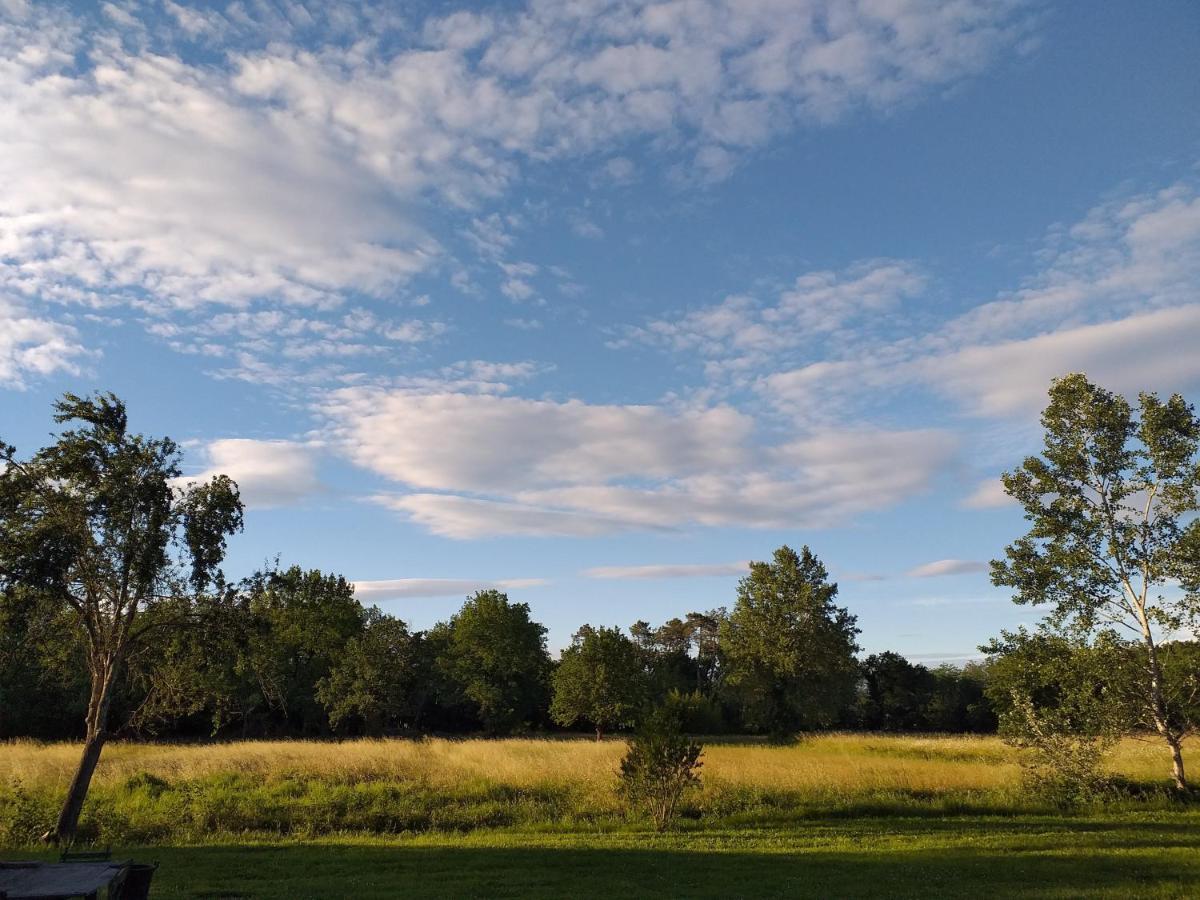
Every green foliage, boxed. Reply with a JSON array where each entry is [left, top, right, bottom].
[[992, 374, 1200, 636], [720, 546, 859, 738], [317, 608, 429, 733], [431, 590, 552, 734], [991, 373, 1200, 788], [617, 707, 703, 830], [662, 689, 726, 734], [858, 652, 937, 732], [551, 625, 648, 738], [631, 611, 726, 703], [241, 566, 365, 734], [984, 630, 1128, 806], [0, 391, 244, 839], [0, 586, 89, 739], [856, 655, 995, 734]]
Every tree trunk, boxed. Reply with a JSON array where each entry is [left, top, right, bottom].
[[1167, 733, 1187, 792], [45, 731, 107, 845], [595, 725, 604, 742], [1139, 622, 1188, 791], [44, 656, 117, 844]]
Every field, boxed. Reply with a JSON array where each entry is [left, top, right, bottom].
[[3, 735, 1199, 897]]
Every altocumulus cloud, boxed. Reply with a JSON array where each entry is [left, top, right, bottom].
[[0, 0, 1033, 383], [0, 297, 90, 388], [755, 179, 1200, 422]]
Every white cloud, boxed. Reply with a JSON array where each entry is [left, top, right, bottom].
[[183, 439, 320, 508], [920, 304, 1200, 417], [961, 477, 1015, 510], [0, 0, 1034, 388], [324, 388, 753, 494], [371, 493, 637, 539], [625, 260, 925, 379], [937, 183, 1200, 347], [583, 562, 748, 579], [755, 178, 1200, 422], [0, 25, 437, 313], [352, 577, 547, 601], [324, 385, 955, 537], [0, 296, 90, 388], [906, 559, 989, 578]]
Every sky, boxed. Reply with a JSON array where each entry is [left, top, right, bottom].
[[2, 0, 1199, 661]]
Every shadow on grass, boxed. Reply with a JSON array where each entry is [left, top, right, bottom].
[[123, 831, 1200, 900]]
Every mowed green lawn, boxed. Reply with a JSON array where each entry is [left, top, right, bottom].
[[11, 817, 1199, 899], [4, 735, 1199, 897]]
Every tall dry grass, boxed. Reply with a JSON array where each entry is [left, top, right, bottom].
[[1, 734, 1195, 845], [2, 733, 1191, 794]]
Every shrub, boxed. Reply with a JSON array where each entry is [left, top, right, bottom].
[[1005, 694, 1116, 808], [617, 707, 703, 830], [0, 780, 53, 846]]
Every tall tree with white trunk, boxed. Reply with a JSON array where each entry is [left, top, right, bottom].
[[992, 373, 1200, 790]]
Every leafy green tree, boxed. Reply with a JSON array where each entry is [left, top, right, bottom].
[[551, 625, 649, 739], [317, 608, 429, 733], [857, 652, 936, 732], [0, 586, 88, 739], [992, 373, 1200, 789], [720, 546, 859, 737], [630, 611, 727, 701], [630, 618, 696, 698], [924, 662, 996, 734], [241, 566, 365, 734], [0, 392, 242, 842], [431, 590, 551, 734]]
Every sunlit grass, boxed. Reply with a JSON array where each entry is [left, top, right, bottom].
[[1, 734, 1195, 846], [3, 732, 1191, 792]]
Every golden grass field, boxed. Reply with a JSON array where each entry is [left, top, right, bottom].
[[2, 733, 1193, 801]]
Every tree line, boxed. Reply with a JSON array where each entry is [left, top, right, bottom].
[[3, 372, 1199, 841], [1, 551, 998, 743]]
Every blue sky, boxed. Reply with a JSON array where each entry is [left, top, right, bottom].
[[2, 0, 1199, 659]]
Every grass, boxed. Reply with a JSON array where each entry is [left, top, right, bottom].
[[2, 734, 1198, 896]]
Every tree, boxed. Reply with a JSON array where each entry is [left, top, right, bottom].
[[0, 392, 242, 842], [0, 585, 88, 739], [858, 652, 936, 732], [430, 590, 551, 734], [551, 625, 648, 739], [317, 608, 429, 734], [719, 546, 860, 737], [992, 373, 1200, 789], [924, 662, 996, 734], [240, 566, 365, 735]]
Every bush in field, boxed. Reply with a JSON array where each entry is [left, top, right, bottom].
[[617, 707, 703, 830], [1004, 693, 1116, 808], [985, 630, 1127, 807]]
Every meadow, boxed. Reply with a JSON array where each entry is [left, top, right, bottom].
[[3, 735, 1199, 897]]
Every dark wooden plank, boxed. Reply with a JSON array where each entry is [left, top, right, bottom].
[[0, 861, 126, 899]]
